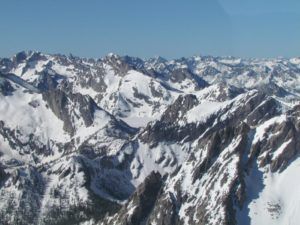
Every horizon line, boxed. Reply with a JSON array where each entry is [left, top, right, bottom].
[[1, 49, 300, 61]]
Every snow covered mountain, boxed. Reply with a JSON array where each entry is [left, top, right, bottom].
[[0, 51, 300, 225]]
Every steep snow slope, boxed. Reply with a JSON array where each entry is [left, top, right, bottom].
[[237, 157, 300, 225]]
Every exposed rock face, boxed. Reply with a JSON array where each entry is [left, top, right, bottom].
[[0, 51, 300, 225], [256, 81, 292, 97], [0, 77, 15, 96], [139, 94, 200, 146], [169, 68, 209, 90], [0, 166, 44, 225], [36, 70, 60, 91], [252, 109, 300, 172], [0, 121, 54, 157], [0, 163, 8, 183], [42, 89, 98, 134], [102, 171, 162, 225]]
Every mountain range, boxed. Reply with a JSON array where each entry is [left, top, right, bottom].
[[0, 51, 300, 225]]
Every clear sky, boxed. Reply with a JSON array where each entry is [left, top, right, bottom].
[[0, 0, 299, 59]]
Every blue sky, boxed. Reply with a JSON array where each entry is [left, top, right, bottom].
[[0, 0, 299, 58]]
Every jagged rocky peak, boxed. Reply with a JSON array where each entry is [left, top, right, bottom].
[[12, 51, 45, 64], [100, 52, 134, 76], [122, 55, 145, 70], [13, 51, 28, 62], [148, 56, 168, 64]]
